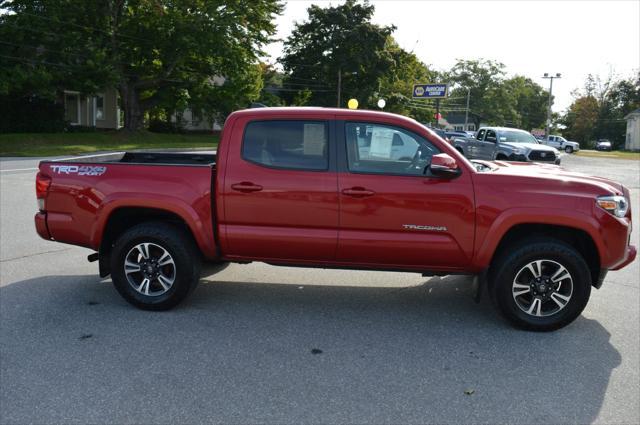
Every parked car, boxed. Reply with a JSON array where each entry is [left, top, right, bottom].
[[595, 139, 613, 151], [541, 135, 580, 153], [445, 131, 469, 142], [452, 126, 561, 164], [34, 107, 636, 331]]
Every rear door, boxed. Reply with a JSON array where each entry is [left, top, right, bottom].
[[335, 120, 475, 270], [221, 117, 339, 262]]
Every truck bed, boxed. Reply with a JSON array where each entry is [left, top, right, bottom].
[[49, 151, 216, 166]]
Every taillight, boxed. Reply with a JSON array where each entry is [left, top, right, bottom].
[[36, 172, 51, 211]]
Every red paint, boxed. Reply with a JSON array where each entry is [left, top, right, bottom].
[[35, 107, 635, 278]]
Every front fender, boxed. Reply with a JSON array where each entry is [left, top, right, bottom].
[[472, 207, 605, 269]]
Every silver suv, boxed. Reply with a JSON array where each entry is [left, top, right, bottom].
[[452, 127, 561, 164]]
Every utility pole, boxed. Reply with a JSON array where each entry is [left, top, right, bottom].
[[542, 72, 561, 138], [337, 67, 342, 108], [435, 98, 440, 128], [464, 87, 470, 130]]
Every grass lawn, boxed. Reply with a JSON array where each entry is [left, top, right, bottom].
[[0, 131, 218, 157], [575, 150, 640, 160]]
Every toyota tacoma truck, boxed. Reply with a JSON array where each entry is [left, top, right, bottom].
[[453, 126, 561, 164], [34, 108, 636, 331]]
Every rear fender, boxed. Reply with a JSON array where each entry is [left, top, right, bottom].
[[91, 193, 218, 259]]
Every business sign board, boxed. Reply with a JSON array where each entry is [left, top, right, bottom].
[[412, 83, 448, 99]]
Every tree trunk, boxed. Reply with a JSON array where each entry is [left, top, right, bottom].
[[119, 83, 145, 131]]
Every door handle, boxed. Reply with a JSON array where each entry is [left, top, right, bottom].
[[341, 187, 375, 197], [231, 182, 263, 193]]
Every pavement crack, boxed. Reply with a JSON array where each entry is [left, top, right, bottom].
[[0, 248, 73, 263]]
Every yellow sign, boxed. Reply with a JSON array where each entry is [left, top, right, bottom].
[[347, 98, 358, 109]]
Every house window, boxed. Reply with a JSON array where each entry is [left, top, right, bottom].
[[64, 92, 80, 125], [95, 94, 105, 120], [467, 124, 476, 131], [454, 125, 463, 131]]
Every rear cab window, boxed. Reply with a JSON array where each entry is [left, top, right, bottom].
[[242, 120, 329, 170]]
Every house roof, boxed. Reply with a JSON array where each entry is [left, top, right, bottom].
[[445, 112, 480, 124], [624, 108, 640, 120]]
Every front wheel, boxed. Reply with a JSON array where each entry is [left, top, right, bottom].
[[490, 239, 591, 331], [110, 222, 201, 310], [565, 146, 573, 153]]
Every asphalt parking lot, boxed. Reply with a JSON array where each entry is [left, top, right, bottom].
[[1, 153, 638, 424]]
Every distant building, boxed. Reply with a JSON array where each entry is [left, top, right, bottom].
[[62, 88, 122, 129], [624, 108, 640, 151], [443, 112, 481, 132]]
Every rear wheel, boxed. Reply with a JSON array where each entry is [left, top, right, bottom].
[[110, 222, 201, 310], [490, 239, 591, 331], [565, 146, 573, 153]]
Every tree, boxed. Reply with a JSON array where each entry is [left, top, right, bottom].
[[0, 0, 282, 130], [280, 0, 394, 108], [445, 59, 507, 127], [502, 76, 549, 130], [562, 95, 599, 144], [562, 72, 639, 147], [377, 37, 435, 123]]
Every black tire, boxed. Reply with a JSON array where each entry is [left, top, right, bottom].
[[565, 146, 573, 154], [490, 239, 591, 331], [495, 154, 508, 160], [110, 222, 201, 310]]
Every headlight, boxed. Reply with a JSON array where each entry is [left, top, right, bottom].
[[513, 148, 525, 155], [597, 195, 629, 218]]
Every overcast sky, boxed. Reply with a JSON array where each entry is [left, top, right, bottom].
[[263, 0, 640, 112]]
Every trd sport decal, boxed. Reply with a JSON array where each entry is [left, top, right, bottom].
[[50, 165, 107, 176]]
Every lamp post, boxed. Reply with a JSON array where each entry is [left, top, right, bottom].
[[542, 72, 561, 138]]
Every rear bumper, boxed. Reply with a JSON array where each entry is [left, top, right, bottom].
[[610, 245, 637, 271], [34, 212, 52, 240]]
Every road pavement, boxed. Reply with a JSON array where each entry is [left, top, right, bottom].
[[1, 153, 638, 424]]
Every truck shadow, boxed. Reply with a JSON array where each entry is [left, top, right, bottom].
[[1, 273, 621, 424]]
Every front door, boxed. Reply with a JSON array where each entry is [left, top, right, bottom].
[[336, 121, 475, 270], [478, 129, 497, 159], [222, 118, 339, 262]]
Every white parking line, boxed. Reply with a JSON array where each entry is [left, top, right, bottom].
[[0, 167, 38, 173]]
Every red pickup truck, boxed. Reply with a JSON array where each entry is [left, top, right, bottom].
[[34, 107, 636, 331]]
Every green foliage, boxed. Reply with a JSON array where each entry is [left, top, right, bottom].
[[562, 72, 639, 148], [378, 38, 435, 123], [280, 0, 394, 108], [445, 59, 548, 129], [0, 0, 282, 130], [0, 95, 66, 132]]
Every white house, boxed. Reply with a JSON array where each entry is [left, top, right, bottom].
[[624, 108, 640, 151]]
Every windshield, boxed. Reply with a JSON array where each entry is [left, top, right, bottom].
[[499, 130, 538, 144]]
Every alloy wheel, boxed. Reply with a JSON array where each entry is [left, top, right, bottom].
[[124, 242, 176, 296], [512, 259, 573, 317]]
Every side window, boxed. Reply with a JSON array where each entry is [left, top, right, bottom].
[[485, 130, 497, 142], [476, 129, 486, 141], [345, 122, 439, 176], [242, 120, 328, 170]]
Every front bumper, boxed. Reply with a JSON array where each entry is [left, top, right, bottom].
[[611, 245, 637, 271]]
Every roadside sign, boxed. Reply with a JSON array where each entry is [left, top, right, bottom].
[[412, 83, 448, 98]]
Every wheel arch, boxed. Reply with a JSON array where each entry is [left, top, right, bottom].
[[485, 223, 601, 288], [95, 205, 215, 277]]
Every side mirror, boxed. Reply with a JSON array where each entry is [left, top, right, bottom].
[[429, 153, 461, 178]]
